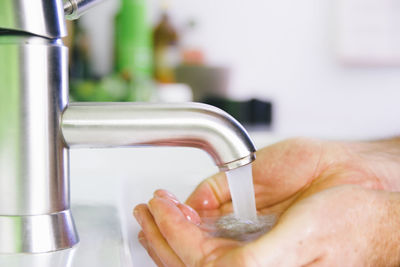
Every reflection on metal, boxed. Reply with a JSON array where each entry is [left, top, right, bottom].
[[0, 0, 66, 38], [0, 35, 78, 253], [62, 102, 256, 171], [0, 205, 128, 267], [63, 0, 105, 20], [0, 0, 256, 255], [0, 211, 77, 253]]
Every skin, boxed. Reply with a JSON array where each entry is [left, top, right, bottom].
[[133, 138, 400, 266]]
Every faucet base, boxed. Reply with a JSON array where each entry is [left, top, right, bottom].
[[0, 210, 79, 254]]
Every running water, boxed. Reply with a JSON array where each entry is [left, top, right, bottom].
[[200, 213, 276, 242], [199, 163, 277, 241], [226, 164, 257, 221]]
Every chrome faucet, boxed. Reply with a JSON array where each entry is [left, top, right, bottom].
[[0, 0, 256, 254]]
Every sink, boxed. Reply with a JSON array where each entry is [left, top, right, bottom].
[[93, 147, 219, 267], [76, 147, 217, 267], [0, 132, 279, 266]]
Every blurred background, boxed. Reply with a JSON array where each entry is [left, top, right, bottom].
[[64, 0, 400, 140]]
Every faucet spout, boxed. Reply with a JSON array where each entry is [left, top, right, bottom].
[[62, 102, 256, 171]]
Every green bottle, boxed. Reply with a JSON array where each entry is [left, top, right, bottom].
[[115, 0, 153, 101]]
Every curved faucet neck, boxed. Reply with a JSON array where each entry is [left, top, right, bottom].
[[62, 102, 256, 171]]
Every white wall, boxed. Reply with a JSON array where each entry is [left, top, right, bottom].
[[83, 0, 400, 140]]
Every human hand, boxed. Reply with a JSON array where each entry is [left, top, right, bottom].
[[134, 138, 400, 266]]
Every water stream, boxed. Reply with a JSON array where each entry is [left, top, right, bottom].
[[200, 163, 276, 241], [226, 164, 257, 221]]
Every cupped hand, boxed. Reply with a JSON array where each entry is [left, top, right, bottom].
[[134, 138, 400, 266]]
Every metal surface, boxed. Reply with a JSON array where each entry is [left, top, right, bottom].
[[62, 102, 256, 171], [0, 205, 129, 267], [0, 0, 66, 38], [0, 35, 79, 253], [64, 0, 105, 20], [0, 0, 256, 255], [0, 210, 78, 253]]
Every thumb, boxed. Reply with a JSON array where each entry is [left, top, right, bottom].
[[185, 172, 230, 212]]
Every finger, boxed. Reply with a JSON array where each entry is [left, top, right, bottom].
[[185, 172, 229, 211], [251, 138, 324, 208], [148, 197, 212, 266], [154, 189, 202, 225], [154, 189, 180, 204], [177, 203, 201, 225], [134, 204, 184, 267], [138, 231, 165, 267]]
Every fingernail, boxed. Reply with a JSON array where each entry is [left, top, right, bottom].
[[133, 208, 142, 225], [154, 189, 180, 204], [138, 234, 148, 248], [138, 231, 146, 242]]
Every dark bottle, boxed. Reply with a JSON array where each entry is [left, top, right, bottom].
[[153, 12, 179, 83]]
